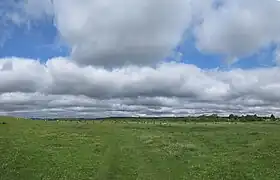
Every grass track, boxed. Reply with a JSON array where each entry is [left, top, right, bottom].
[[1, 117, 280, 180]]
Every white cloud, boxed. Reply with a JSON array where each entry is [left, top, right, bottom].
[[0, 57, 279, 117], [194, 0, 280, 62], [1, 0, 209, 67], [52, 0, 193, 67]]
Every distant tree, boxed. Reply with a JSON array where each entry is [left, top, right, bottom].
[[253, 114, 259, 121], [210, 114, 218, 123], [240, 115, 246, 122], [198, 115, 207, 122], [245, 115, 252, 121], [271, 114, 276, 121], [229, 114, 235, 120], [245, 114, 259, 122]]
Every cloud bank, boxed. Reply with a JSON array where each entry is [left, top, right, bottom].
[[0, 57, 280, 117]]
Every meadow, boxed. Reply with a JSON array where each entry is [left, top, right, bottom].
[[1, 117, 280, 180]]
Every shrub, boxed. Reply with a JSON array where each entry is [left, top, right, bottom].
[[271, 114, 276, 121]]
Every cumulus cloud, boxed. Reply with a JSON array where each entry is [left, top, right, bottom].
[[2, 0, 207, 67], [195, 0, 280, 62], [52, 0, 194, 67], [0, 57, 279, 117]]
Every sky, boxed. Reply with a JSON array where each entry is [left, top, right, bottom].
[[1, 0, 280, 118]]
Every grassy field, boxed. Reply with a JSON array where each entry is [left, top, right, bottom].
[[1, 117, 280, 180]]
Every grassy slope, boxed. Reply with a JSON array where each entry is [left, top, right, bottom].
[[1, 118, 280, 180]]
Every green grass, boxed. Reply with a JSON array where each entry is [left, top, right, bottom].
[[1, 117, 280, 180]]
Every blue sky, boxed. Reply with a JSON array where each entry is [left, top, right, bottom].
[[0, 22, 69, 61]]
